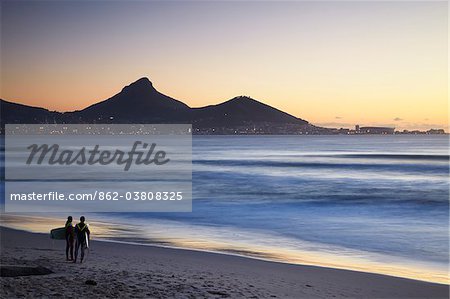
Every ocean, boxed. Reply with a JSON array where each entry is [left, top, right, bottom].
[[1, 135, 449, 283]]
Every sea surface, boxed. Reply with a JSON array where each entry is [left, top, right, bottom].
[[1, 135, 449, 283]]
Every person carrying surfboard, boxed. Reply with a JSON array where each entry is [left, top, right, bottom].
[[65, 216, 74, 261], [73, 216, 90, 264]]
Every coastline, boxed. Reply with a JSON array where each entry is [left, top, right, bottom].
[[1, 227, 448, 298], [0, 213, 448, 285]]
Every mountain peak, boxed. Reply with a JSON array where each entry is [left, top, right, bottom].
[[121, 77, 154, 93], [232, 96, 254, 101], [134, 77, 152, 85], [78, 76, 189, 120], [226, 95, 261, 106]]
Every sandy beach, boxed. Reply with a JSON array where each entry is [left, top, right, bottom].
[[0, 227, 448, 298]]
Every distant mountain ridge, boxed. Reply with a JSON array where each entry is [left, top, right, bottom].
[[1, 99, 63, 124], [72, 77, 190, 123], [1, 77, 323, 134], [192, 96, 304, 127]]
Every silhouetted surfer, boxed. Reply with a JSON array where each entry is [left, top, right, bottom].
[[73, 216, 90, 263], [65, 216, 74, 261]]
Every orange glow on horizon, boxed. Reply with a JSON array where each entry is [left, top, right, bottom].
[[1, 1, 447, 131]]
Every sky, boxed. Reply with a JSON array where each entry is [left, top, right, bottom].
[[1, 1, 448, 130]]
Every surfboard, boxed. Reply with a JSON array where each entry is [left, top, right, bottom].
[[85, 232, 89, 249], [50, 227, 66, 240]]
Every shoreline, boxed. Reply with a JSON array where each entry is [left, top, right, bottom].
[[0, 214, 448, 285], [89, 237, 450, 287], [1, 227, 448, 298]]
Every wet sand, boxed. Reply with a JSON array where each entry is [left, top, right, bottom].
[[0, 227, 448, 298]]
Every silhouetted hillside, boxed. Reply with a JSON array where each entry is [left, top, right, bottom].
[[69, 77, 190, 123], [0, 99, 62, 124], [192, 96, 307, 128], [1, 77, 322, 134]]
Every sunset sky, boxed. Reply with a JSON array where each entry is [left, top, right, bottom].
[[1, 1, 447, 130]]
